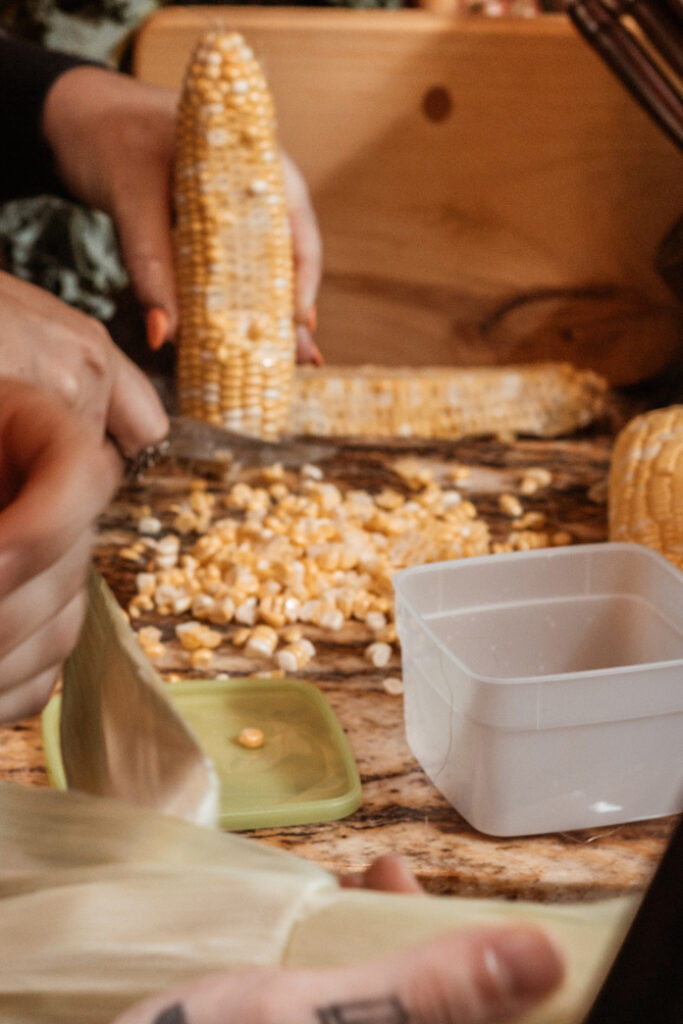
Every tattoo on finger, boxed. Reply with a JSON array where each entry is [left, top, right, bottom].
[[316, 996, 411, 1023], [152, 1004, 189, 1024]]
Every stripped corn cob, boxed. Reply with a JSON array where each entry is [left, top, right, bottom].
[[609, 406, 683, 570], [289, 362, 607, 440], [174, 30, 294, 439]]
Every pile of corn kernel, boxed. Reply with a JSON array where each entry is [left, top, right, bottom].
[[122, 460, 569, 674]]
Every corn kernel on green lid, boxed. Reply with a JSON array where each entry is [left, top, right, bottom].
[[43, 676, 362, 831]]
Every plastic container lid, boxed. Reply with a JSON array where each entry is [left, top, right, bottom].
[[43, 676, 362, 831]]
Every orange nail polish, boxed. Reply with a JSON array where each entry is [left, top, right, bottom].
[[146, 308, 170, 351]]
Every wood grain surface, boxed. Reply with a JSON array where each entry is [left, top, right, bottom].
[[2, 424, 678, 902], [134, 8, 683, 385]]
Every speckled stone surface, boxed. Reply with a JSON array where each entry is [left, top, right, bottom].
[[1, 431, 679, 901]]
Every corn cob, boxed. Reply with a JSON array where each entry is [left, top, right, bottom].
[[609, 405, 683, 569], [174, 30, 294, 439], [289, 362, 607, 440]]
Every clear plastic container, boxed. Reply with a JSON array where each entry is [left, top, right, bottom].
[[393, 543, 683, 836]]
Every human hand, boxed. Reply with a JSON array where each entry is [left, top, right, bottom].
[[0, 380, 121, 723], [43, 67, 323, 362], [0, 270, 168, 455], [281, 148, 323, 365], [113, 854, 562, 1024], [112, 922, 563, 1024]]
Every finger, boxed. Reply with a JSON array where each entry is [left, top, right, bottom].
[[0, 386, 121, 596], [114, 171, 178, 342], [362, 854, 424, 894], [295, 325, 324, 366], [0, 589, 86, 710], [112, 925, 564, 1024], [0, 530, 92, 661], [106, 347, 169, 457], [0, 664, 62, 725], [281, 150, 322, 325], [146, 308, 171, 352]]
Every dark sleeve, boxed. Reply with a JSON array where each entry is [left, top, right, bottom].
[[0, 34, 93, 202]]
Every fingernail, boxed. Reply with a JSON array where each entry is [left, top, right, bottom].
[[488, 928, 565, 1001], [310, 340, 324, 366], [146, 307, 170, 351]]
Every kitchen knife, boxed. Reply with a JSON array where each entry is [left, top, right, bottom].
[[122, 415, 337, 479], [581, 810, 683, 1023]]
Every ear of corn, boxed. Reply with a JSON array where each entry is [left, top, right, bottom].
[[609, 405, 683, 569], [174, 30, 295, 440], [290, 362, 607, 440]]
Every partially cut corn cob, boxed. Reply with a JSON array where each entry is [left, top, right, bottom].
[[609, 405, 683, 569], [174, 30, 294, 439], [289, 362, 607, 439]]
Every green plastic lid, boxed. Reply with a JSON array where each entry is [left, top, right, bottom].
[[42, 676, 362, 831]]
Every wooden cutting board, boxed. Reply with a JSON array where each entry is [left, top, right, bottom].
[[134, 7, 683, 385]]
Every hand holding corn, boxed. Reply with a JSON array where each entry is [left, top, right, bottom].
[[42, 52, 322, 361]]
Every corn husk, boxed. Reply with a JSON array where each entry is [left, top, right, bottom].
[[37, 572, 636, 1024], [0, 782, 636, 1024], [61, 570, 219, 826]]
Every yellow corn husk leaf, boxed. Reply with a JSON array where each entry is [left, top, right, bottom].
[[290, 362, 608, 440], [174, 30, 295, 440], [609, 405, 683, 570], [61, 570, 219, 826], [0, 782, 636, 1024]]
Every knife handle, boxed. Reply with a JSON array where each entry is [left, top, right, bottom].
[[582, 811, 683, 1022]]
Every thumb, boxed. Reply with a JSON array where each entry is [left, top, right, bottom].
[[114, 169, 178, 348], [280, 149, 322, 362], [106, 347, 169, 457]]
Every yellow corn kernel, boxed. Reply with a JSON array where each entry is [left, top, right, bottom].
[[137, 516, 162, 536], [174, 30, 295, 439], [143, 642, 166, 663], [129, 594, 154, 615], [375, 489, 404, 511], [275, 639, 313, 673], [281, 625, 303, 644], [245, 624, 279, 657], [365, 611, 387, 633], [176, 622, 222, 651], [499, 493, 524, 518], [365, 641, 392, 668], [190, 647, 215, 670], [232, 626, 252, 647], [514, 511, 546, 530], [137, 625, 163, 646], [519, 467, 553, 494], [552, 530, 573, 546], [237, 727, 265, 749], [119, 546, 145, 562]]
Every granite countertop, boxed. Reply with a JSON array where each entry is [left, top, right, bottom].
[[1, 429, 678, 901]]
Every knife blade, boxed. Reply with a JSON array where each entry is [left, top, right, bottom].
[[121, 416, 337, 479]]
